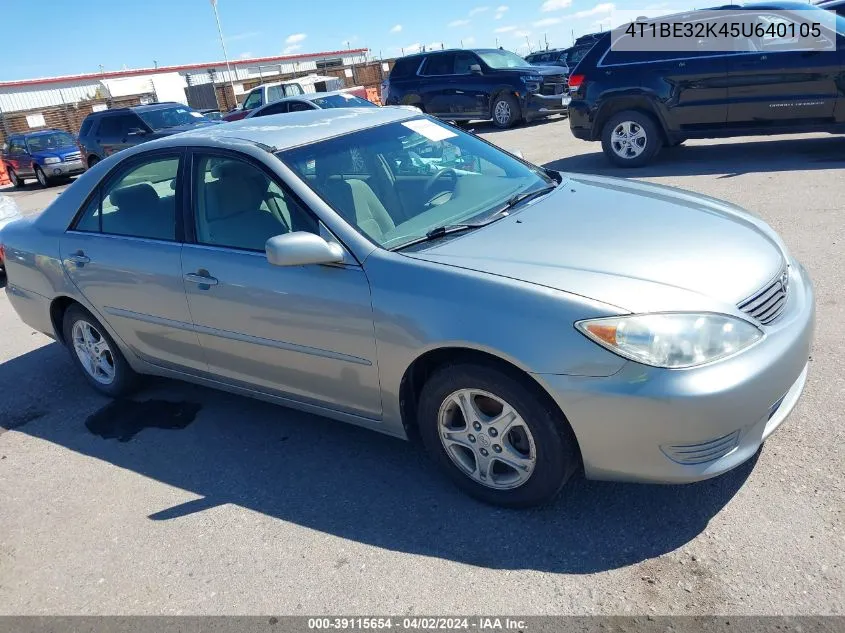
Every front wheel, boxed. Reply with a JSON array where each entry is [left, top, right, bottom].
[[417, 362, 580, 507], [34, 165, 50, 188], [491, 94, 520, 129], [601, 110, 662, 167], [62, 304, 140, 398]]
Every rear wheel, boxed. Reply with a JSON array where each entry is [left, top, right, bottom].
[[491, 93, 520, 129], [87, 155, 100, 168], [601, 110, 662, 167], [34, 166, 49, 188], [417, 362, 579, 507], [62, 304, 139, 398]]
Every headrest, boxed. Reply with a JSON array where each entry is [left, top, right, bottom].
[[315, 150, 353, 182], [108, 183, 159, 210]]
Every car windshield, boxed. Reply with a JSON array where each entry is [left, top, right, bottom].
[[310, 94, 377, 109], [136, 106, 206, 130], [26, 132, 76, 151], [278, 117, 555, 250], [476, 50, 531, 68]]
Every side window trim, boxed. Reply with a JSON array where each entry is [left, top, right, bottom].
[[68, 147, 187, 242], [184, 146, 357, 262]]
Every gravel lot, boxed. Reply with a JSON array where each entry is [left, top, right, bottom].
[[0, 118, 842, 615]]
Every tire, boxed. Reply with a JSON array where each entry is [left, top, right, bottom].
[[7, 168, 22, 188], [491, 93, 520, 129], [34, 165, 50, 188], [417, 362, 579, 508], [87, 155, 100, 168], [62, 304, 139, 398], [600, 109, 662, 167]]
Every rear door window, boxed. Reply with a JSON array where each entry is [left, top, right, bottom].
[[421, 53, 457, 76]]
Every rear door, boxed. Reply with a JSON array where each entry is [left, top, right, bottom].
[[7, 137, 34, 177], [97, 114, 143, 157], [61, 149, 208, 373], [726, 12, 839, 125], [417, 52, 457, 115]]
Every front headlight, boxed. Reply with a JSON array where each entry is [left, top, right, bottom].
[[42, 157, 61, 164], [575, 313, 764, 369]]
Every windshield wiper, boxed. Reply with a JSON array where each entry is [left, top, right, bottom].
[[391, 184, 558, 252]]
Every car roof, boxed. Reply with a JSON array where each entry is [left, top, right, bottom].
[[143, 106, 420, 151], [19, 128, 68, 137], [272, 89, 363, 104]]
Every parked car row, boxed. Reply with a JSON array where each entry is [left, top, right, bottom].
[[568, 1, 845, 166]]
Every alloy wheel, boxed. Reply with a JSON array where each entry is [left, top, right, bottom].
[[437, 388, 537, 490], [71, 320, 116, 385], [35, 167, 47, 187], [494, 100, 512, 126], [610, 121, 647, 159]]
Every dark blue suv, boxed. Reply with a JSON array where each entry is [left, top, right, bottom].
[[2, 129, 84, 188]]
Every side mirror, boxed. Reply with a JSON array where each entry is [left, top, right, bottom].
[[1, 143, 7, 153], [469, 64, 483, 75], [265, 232, 345, 267]]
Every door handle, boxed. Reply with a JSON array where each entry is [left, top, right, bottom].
[[68, 252, 90, 266], [678, 61, 686, 67], [184, 272, 219, 287]]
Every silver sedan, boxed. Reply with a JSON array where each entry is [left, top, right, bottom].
[[1, 108, 814, 507]]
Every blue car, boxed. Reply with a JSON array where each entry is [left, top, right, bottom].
[[2, 129, 84, 188]]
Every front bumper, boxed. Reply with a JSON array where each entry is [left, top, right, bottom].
[[40, 160, 85, 177], [535, 259, 815, 484], [523, 92, 570, 120]]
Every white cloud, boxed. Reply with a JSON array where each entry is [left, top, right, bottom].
[[238, 52, 253, 59], [285, 33, 307, 44], [534, 17, 561, 27], [282, 44, 301, 54], [494, 5, 508, 19], [390, 24, 403, 33], [514, 29, 531, 38], [469, 6, 490, 16], [494, 25, 517, 33], [449, 19, 471, 27], [227, 32, 260, 42], [541, 0, 573, 11], [463, 36, 476, 45], [572, 3, 614, 18]]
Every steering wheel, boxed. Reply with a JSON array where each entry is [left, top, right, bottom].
[[422, 168, 458, 207]]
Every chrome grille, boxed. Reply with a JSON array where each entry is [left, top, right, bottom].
[[63, 152, 82, 162], [738, 265, 789, 325]]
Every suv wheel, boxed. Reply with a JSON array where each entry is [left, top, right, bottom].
[[7, 168, 22, 188], [87, 156, 100, 168], [491, 94, 520, 129], [34, 166, 50, 188], [601, 110, 662, 167]]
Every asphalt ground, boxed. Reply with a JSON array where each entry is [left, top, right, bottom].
[[0, 119, 842, 614]]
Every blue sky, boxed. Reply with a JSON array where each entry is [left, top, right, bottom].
[[1, 0, 693, 81]]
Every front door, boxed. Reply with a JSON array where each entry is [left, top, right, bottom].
[[180, 150, 382, 418], [726, 13, 840, 125], [60, 149, 208, 373], [452, 51, 489, 117]]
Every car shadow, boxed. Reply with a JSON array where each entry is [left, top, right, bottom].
[[542, 135, 845, 178], [1, 342, 758, 573]]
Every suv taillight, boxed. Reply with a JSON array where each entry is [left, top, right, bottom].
[[568, 74, 585, 92]]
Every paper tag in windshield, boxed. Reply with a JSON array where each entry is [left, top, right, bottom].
[[401, 119, 457, 142], [190, 112, 205, 118]]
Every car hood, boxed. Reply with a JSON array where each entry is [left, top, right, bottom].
[[406, 173, 787, 314], [31, 147, 78, 161], [493, 65, 565, 77]]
